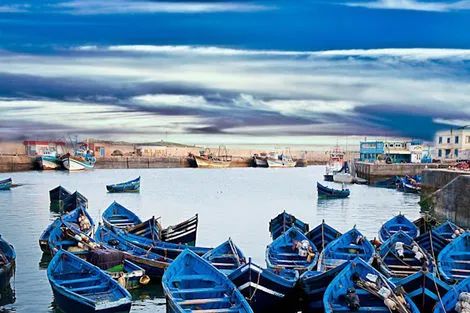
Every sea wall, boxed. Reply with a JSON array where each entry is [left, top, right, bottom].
[[0, 156, 35, 172], [354, 162, 447, 182]]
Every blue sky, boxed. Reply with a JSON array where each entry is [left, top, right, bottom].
[[1, 0, 470, 145]]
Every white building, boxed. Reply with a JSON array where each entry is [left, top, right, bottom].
[[435, 127, 470, 161]]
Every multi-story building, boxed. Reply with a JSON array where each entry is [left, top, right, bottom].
[[359, 139, 427, 163], [435, 127, 470, 161]]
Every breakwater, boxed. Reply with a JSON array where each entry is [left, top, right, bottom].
[[421, 169, 470, 227], [0, 155, 35, 172]]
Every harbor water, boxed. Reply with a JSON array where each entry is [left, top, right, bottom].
[[0, 166, 421, 312]]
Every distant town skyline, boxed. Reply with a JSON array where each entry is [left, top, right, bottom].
[[1, 0, 470, 144]]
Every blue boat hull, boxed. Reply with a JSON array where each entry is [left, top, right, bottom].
[[269, 211, 309, 240], [0, 178, 12, 191], [106, 177, 140, 193], [0, 262, 15, 292], [317, 182, 350, 199], [52, 287, 132, 313], [0, 236, 15, 291]]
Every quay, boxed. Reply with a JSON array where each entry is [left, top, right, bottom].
[[421, 169, 470, 227], [354, 161, 448, 183]]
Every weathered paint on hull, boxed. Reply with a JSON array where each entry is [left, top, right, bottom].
[[40, 159, 59, 170], [267, 159, 296, 168], [62, 157, 94, 171], [194, 156, 231, 168]]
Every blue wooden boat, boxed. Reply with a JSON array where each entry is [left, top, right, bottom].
[[378, 230, 433, 279], [39, 207, 95, 254], [318, 227, 374, 272], [202, 238, 246, 275], [413, 214, 438, 234], [62, 191, 88, 213], [374, 176, 401, 189], [266, 226, 319, 273], [433, 275, 470, 313], [50, 185, 72, 202], [269, 211, 309, 240], [0, 235, 15, 291], [398, 176, 422, 193], [378, 213, 419, 242], [438, 232, 470, 283], [48, 223, 149, 289], [299, 262, 348, 312], [317, 182, 350, 199], [415, 231, 449, 259], [95, 224, 172, 279], [0, 178, 12, 191], [106, 177, 140, 193], [324, 257, 420, 313], [229, 258, 299, 313], [434, 220, 463, 241], [305, 220, 342, 253], [162, 249, 254, 313], [47, 249, 132, 313], [103, 201, 199, 246], [397, 270, 450, 313]]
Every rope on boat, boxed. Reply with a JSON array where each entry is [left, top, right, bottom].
[[429, 232, 447, 312], [247, 269, 262, 302]]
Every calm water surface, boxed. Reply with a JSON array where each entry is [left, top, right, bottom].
[[0, 166, 420, 312]]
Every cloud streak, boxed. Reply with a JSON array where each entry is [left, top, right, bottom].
[[344, 0, 470, 12]]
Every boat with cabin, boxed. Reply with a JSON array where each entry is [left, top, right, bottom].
[[266, 152, 296, 168], [47, 249, 132, 313], [191, 147, 232, 168], [324, 147, 345, 181], [61, 149, 96, 171], [162, 249, 254, 313], [36, 149, 60, 170], [252, 153, 268, 167]]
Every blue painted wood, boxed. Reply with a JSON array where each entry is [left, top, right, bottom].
[[229, 259, 299, 313], [0, 178, 12, 191], [39, 207, 95, 254], [49, 185, 72, 202], [106, 177, 140, 193], [434, 220, 462, 242], [434, 275, 470, 313], [378, 230, 433, 279], [379, 213, 419, 242], [397, 271, 450, 313], [0, 235, 15, 291], [47, 249, 131, 313], [324, 257, 420, 313], [266, 226, 319, 273], [374, 176, 401, 189], [305, 221, 342, 253], [202, 238, 246, 275], [318, 228, 374, 272], [95, 224, 172, 279], [415, 231, 449, 258], [269, 211, 309, 240], [438, 232, 470, 283], [317, 182, 350, 199], [162, 249, 253, 313]]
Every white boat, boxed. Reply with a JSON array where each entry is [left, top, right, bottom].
[[194, 155, 231, 168], [324, 148, 346, 181], [267, 152, 296, 168], [62, 157, 95, 171], [333, 173, 354, 183]]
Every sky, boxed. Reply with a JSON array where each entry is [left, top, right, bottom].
[[1, 0, 470, 146]]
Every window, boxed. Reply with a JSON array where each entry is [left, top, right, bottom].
[[438, 149, 442, 157], [467, 136, 470, 144], [445, 149, 451, 158], [447, 137, 451, 144], [456, 136, 459, 144], [439, 137, 443, 144], [456, 149, 459, 157]]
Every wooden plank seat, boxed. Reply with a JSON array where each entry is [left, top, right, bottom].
[[57, 276, 99, 285], [173, 287, 226, 295], [178, 297, 230, 306], [70, 283, 108, 293]]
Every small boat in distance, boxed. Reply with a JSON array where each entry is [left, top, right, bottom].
[[266, 152, 296, 168], [61, 149, 96, 171], [162, 249, 254, 313], [0, 235, 16, 291], [191, 146, 232, 168], [36, 149, 60, 170], [0, 178, 12, 191], [398, 175, 422, 193], [317, 182, 350, 199], [252, 153, 268, 167], [106, 177, 140, 193], [47, 249, 132, 313], [324, 147, 345, 181], [378, 213, 419, 242], [374, 176, 401, 189]]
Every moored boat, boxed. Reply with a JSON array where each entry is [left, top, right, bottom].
[[438, 232, 470, 283], [252, 153, 268, 168], [266, 152, 296, 168], [50, 185, 72, 203], [378, 213, 419, 242], [0, 178, 12, 191], [229, 259, 299, 313], [414, 230, 449, 258], [317, 227, 374, 272], [305, 220, 342, 253], [39, 207, 94, 254], [95, 224, 172, 279], [162, 249, 253, 313], [61, 150, 96, 171], [62, 191, 88, 213], [377, 230, 433, 279], [324, 257, 420, 313], [47, 249, 132, 313], [324, 147, 345, 182], [398, 176, 422, 193], [48, 224, 149, 290], [317, 182, 350, 199], [202, 238, 246, 275], [0, 235, 16, 291], [434, 220, 464, 241], [106, 177, 140, 193], [374, 176, 401, 189], [194, 154, 231, 168], [397, 270, 450, 313], [266, 226, 319, 273], [37, 151, 60, 170], [269, 211, 309, 240], [433, 275, 470, 313]]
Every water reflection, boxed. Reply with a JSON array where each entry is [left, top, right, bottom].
[[0, 285, 16, 310]]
